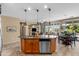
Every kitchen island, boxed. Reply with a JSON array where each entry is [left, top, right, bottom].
[[21, 36, 57, 54]]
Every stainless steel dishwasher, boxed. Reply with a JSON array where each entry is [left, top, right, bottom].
[[39, 38, 51, 54]]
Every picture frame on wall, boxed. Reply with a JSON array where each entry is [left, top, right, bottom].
[[6, 26, 16, 32]]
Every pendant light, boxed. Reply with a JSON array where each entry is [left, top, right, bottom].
[[48, 8, 51, 25], [24, 9, 27, 24], [35, 9, 39, 24]]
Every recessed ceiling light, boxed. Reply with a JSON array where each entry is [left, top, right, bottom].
[[44, 5, 48, 8], [28, 7, 31, 11]]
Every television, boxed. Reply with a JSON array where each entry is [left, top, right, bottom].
[[32, 28, 36, 32]]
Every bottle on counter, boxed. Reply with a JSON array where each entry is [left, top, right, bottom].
[[35, 31, 39, 37]]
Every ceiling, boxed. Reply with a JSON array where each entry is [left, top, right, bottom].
[[1, 3, 79, 22]]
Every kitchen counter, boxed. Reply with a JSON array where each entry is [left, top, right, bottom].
[[21, 35, 57, 54], [20, 35, 57, 39]]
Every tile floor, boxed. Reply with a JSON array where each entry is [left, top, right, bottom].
[[1, 41, 79, 56]]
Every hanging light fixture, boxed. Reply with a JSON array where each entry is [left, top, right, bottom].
[[44, 5, 52, 23], [44, 5, 52, 17], [35, 8, 40, 24], [47, 8, 52, 25], [24, 9, 27, 25], [48, 8, 51, 19], [24, 7, 31, 24]]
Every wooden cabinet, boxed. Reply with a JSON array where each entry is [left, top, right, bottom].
[[32, 40, 39, 53], [21, 39, 25, 52], [25, 40, 32, 53], [21, 38, 39, 54], [51, 38, 56, 52], [21, 37, 56, 54]]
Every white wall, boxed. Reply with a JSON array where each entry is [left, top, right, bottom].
[[1, 16, 21, 45]]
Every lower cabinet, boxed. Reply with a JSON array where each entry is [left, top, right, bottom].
[[21, 39, 39, 54], [21, 38, 56, 54], [25, 40, 32, 53], [21, 39, 26, 52], [32, 40, 39, 53], [51, 39, 56, 52]]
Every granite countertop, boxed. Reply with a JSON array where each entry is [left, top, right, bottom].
[[20, 35, 58, 39], [40, 35, 58, 38]]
